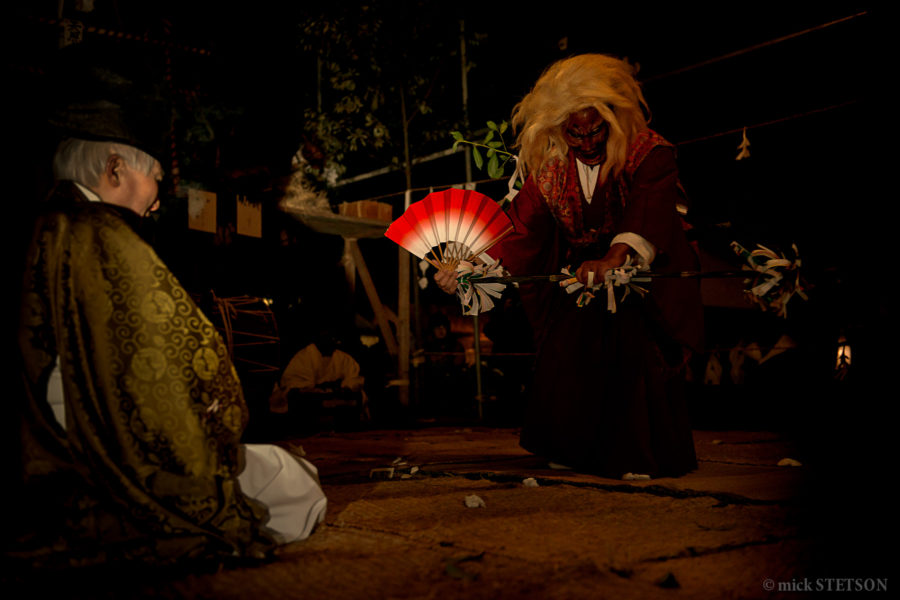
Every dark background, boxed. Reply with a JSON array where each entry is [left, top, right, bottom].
[[4, 2, 889, 577], [5, 2, 886, 430]]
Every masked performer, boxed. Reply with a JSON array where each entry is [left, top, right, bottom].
[[11, 63, 325, 569], [438, 54, 702, 478]]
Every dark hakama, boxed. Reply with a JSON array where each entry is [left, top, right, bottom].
[[490, 141, 702, 478]]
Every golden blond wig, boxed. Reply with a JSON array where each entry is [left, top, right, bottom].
[[512, 54, 650, 183]]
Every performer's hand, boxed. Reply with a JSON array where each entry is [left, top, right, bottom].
[[575, 244, 633, 285], [434, 268, 459, 294]]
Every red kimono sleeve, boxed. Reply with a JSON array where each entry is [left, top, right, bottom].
[[620, 147, 704, 351], [618, 147, 688, 269], [487, 175, 562, 277]]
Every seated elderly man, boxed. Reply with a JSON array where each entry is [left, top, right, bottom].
[[13, 111, 325, 567]]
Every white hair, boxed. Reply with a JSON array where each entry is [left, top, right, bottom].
[[52, 138, 160, 187]]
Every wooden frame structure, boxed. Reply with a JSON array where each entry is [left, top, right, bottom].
[[282, 209, 411, 406]]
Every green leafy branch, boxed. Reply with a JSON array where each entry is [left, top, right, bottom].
[[451, 120, 516, 180]]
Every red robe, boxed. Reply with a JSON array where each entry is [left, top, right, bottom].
[[490, 134, 702, 477]]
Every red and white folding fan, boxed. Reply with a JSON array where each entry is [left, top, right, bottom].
[[385, 188, 514, 270]]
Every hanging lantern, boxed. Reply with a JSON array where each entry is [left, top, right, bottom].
[[835, 335, 851, 380]]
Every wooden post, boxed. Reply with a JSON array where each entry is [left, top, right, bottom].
[[348, 239, 398, 356], [398, 89, 414, 409], [473, 312, 483, 420], [460, 19, 472, 185], [398, 245, 411, 407], [343, 238, 356, 294]]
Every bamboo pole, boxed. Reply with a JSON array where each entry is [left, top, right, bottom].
[[398, 90, 413, 408], [459, 18, 484, 420]]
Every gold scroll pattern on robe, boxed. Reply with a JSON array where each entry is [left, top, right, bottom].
[[16, 196, 274, 566]]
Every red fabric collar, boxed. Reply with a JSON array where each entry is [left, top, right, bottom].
[[536, 130, 671, 247]]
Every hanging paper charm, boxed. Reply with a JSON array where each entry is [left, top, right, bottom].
[[736, 127, 751, 160], [501, 157, 523, 206]]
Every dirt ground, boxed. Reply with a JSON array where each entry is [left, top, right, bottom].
[[9, 426, 888, 599], [98, 427, 885, 598]]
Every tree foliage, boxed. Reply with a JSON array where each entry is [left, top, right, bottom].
[[297, 2, 469, 182], [451, 120, 516, 180]]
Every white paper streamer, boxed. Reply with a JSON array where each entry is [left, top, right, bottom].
[[731, 241, 806, 318], [559, 256, 650, 312], [502, 157, 523, 204], [456, 261, 508, 315]]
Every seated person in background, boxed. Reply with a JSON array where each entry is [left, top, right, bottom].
[[11, 51, 325, 570], [269, 330, 369, 429], [425, 312, 465, 358]]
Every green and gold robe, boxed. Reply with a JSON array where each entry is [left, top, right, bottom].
[[12, 182, 276, 567]]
